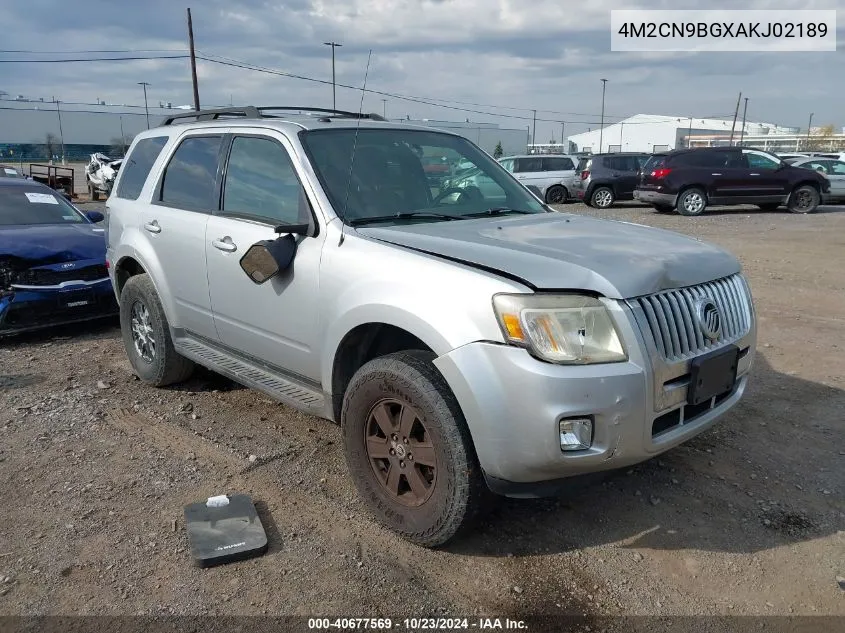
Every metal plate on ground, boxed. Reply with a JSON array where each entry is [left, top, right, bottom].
[[688, 345, 739, 406], [183, 493, 268, 567]]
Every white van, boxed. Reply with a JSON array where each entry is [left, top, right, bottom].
[[498, 154, 577, 204]]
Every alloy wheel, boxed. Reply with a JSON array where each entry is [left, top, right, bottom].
[[130, 300, 156, 363], [364, 399, 437, 507]]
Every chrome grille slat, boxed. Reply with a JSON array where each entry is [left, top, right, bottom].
[[628, 274, 752, 362]]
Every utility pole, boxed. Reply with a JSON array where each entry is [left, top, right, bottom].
[[806, 112, 814, 149], [323, 41, 342, 110], [54, 98, 65, 164], [688, 116, 693, 148], [119, 115, 127, 154], [739, 97, 749, 146], [619, 122, 624, 148], [599, 79, 608, 153], [560, 122, 565, 148], [531, 109, 537, 147], [138, 82, 151, 129], [381, 98, 387, 119], [729, 91, 742, 144], [187, 8, 201, 110]]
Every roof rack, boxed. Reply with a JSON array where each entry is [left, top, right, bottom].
[[161, 106, 386, 126]]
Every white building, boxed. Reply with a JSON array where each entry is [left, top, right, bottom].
[[567, 113, 796, 154]]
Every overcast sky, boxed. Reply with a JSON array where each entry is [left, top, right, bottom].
[[1, 0, 843, 142]]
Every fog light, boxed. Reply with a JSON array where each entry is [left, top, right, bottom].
[[559, 417, 592, 452]]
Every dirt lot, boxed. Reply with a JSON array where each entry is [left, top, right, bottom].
[[1, 201, 843, 627]]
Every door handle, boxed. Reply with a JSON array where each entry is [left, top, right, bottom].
[[212, 237, 237, 252], [143, 220, 161, 234]]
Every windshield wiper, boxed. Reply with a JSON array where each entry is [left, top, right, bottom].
[[348, 211, 461, 226], [462, 207, 535, 218]]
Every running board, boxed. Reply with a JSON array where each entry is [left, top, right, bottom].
[[174, 333, 329, 418]]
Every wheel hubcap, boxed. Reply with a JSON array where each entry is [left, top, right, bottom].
[[549, 188, 565, 203], [794, 189, 814, 210], [130, 300, 156, 363], [595, 190, 612, 207], [684, 193, 704, 213], [365, 399, 436, 507]]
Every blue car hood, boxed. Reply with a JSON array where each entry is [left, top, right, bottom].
[[0, 223, 105, 264]]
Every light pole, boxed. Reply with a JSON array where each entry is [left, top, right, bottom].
[[619, 122, 624, 149], [806, 112, 814, 150], [739, 97, 749, 146], [381, 98, 387, 119], [323, 41, 342, 110], [54, 98, 65, 164], [560, 122, 565, 150], [531, 109, 537, 147], [138, 82, 150, 129], [119, 115, 127, 155], [599, 79, 608, 153]]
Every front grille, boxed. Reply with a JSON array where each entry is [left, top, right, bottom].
[[14, 265, 108, 286], [628, 275, 752, 362]]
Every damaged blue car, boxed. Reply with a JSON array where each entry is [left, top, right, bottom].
[[0, 179, 117, 335]]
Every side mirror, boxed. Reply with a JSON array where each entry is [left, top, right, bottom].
[[239, 234, 298, 284], [86, 211, 105, 223]]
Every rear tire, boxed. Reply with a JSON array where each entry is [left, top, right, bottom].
[[119, 274, 194, 386], [590, 187, 615, 209], [342, 350, 488, 547], [676, 187, 707, 216], [545, 185, 567, 205], [787, 185, 820, 214]]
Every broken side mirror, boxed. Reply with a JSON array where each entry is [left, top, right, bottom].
[[239, 233, 299, 284]]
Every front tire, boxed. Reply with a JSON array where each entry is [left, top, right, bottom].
[[119, 274, 194, 386], [787, 185, 820, 214], [342, 350, 487, 547], [590, 186, 615, 208], [545, 185, 568, 205], [677, 187, 707, 216]]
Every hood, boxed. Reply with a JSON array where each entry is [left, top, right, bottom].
[[0, 223, 106, 266], [357, 213, 740, 299]]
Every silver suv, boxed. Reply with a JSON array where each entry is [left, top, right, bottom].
[[106, 107, 756, 546]]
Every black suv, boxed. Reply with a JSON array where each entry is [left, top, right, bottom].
[[635, 147, 829, 216], [571, 153, 651, 208]]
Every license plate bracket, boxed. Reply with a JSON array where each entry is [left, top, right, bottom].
[[688, 345, 739, 406], [59, 289, 94, 309]]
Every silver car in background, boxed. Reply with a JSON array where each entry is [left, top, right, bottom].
[[498, 154, 577, 204], [790, 156, 845, 203]]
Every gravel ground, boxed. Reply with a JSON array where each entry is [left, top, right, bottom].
[[1, 201, 843, 626]]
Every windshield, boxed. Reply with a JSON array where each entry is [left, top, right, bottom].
[[0, 187, 87, 226], [300, 129, 546, 224]]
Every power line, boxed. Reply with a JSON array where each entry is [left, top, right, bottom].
[[0, 55, 190, 63], [0, 48, 187, 54]]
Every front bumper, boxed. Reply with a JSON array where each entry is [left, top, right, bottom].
[[0, 278, 117, 335], [433, 310, 755, 493], [635, 189, 677, 206]]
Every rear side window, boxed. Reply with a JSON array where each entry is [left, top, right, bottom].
[[576, 158, 591, 171], [114, 136, 168, 200], [158, 136, 223, 211], [515, 157, 543, 173], [542, 157, 574, 171], [605, 156, 637, 171]]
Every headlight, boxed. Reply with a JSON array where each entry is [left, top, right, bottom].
[[493, 294, 627, 364]]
